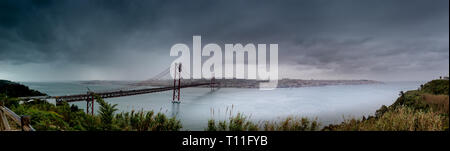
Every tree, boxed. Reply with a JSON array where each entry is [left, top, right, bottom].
[[95, 96, 118, 130]]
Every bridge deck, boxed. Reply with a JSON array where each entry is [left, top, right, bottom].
[[53, 83, 211, 102]]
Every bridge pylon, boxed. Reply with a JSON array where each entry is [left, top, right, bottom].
[[172, 63, 182, 103]]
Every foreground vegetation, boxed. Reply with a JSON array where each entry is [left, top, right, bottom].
[[1, 78, 448, 131], [5, 97, 182, 131], [206, 106, 320, 131], [324, 106, 445, 131], [1, 80, 182, 131], [206, 114, 320, 131], [324, 79, 449, 131]]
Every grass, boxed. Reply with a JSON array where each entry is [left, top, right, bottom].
[[206, 106, 320, 131], [421, 93, 449, 114], [115, 110, 182, 131], [206, 113, 259, 131], [262, 116, 320, 131], [324, 106, 445, 131]]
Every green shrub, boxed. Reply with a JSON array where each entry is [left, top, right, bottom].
[[391, 90, 430, 111], [206, 112, 319, 131], [421, 79, 449, 95], [114, 110, 182, 131], [13, 105, 68, 130], [206, 113, 259, 131], [96, 96, 118, 130], [0, 95, 20, 108], [263, 117, 320, 131]]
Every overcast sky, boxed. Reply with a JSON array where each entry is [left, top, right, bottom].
[[0, 0, 448, 82]]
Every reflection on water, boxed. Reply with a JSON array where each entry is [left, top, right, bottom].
[[171, 103, 180, 117], [22, 81, 424, 130]]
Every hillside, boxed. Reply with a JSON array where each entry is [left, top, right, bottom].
[[325, 79, 449, 131], [0, 80, 47, 97], [420, 79, 449, 95]]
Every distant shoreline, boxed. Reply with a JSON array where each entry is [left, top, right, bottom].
[[129, 79, 383, 88]]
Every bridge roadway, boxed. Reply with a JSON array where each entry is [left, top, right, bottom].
[[54, 83, 211, 102], [17, 83, 211, 103]]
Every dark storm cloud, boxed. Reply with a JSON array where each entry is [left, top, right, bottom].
[[0, 0, 448, 81]]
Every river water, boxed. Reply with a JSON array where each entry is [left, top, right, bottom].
[[20, 81, 423, 130]]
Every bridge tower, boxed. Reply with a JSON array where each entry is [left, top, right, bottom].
[[172, 63, 182, 103], [86, 92, 95, 115]]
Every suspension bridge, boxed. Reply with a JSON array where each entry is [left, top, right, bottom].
[[17, 63, 217, 115]]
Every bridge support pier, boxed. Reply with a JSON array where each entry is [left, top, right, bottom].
[[86, 93, 95, 116]]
